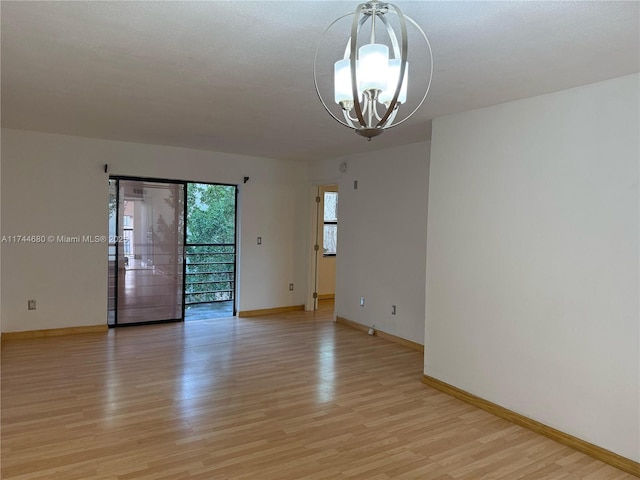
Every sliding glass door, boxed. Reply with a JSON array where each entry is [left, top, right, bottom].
[[108, 178, 186, 325]]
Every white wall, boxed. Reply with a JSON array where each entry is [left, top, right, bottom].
[[310, 142, 430, 344], [1, 129, 309, 332], [0, 131, 3, 337], [426, 74, 639, 461]]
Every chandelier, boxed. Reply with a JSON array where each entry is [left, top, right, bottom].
[[314, 1, 433, 140]]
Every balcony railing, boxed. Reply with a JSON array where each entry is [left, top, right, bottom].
[[185, 243, 235, 305]]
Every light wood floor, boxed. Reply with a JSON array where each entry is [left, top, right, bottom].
[[1, 302, 635, 479]]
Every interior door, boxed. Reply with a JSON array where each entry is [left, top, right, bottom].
[[110, 178, 185, 325]]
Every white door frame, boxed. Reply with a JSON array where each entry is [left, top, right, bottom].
[[305, 181, 339, 311]]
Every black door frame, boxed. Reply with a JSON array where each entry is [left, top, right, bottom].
[[108, 175, 238, 327]]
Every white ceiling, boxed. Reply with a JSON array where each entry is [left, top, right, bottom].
[[1, 1, 638, 162]]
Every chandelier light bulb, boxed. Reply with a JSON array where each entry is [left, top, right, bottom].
[[334, 59, 356, 106], [357, 43, 389, 93], [379, 59, 408, 105]]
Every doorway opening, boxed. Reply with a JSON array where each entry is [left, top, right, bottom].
[[184, 182, 237, 321], [311, 184, 338, 311], [108, 178, 237, 326]]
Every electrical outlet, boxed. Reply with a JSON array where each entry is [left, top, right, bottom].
[[392, 305, 396, 315], [360, 296, 365, 306], [289, 283, 294, 291], [28, 300, 36, 310]]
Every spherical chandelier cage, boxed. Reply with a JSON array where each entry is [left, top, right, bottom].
[[313, 1, 433, 140]]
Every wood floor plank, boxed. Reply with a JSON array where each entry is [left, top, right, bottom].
[[1, 301, 636, 479]]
